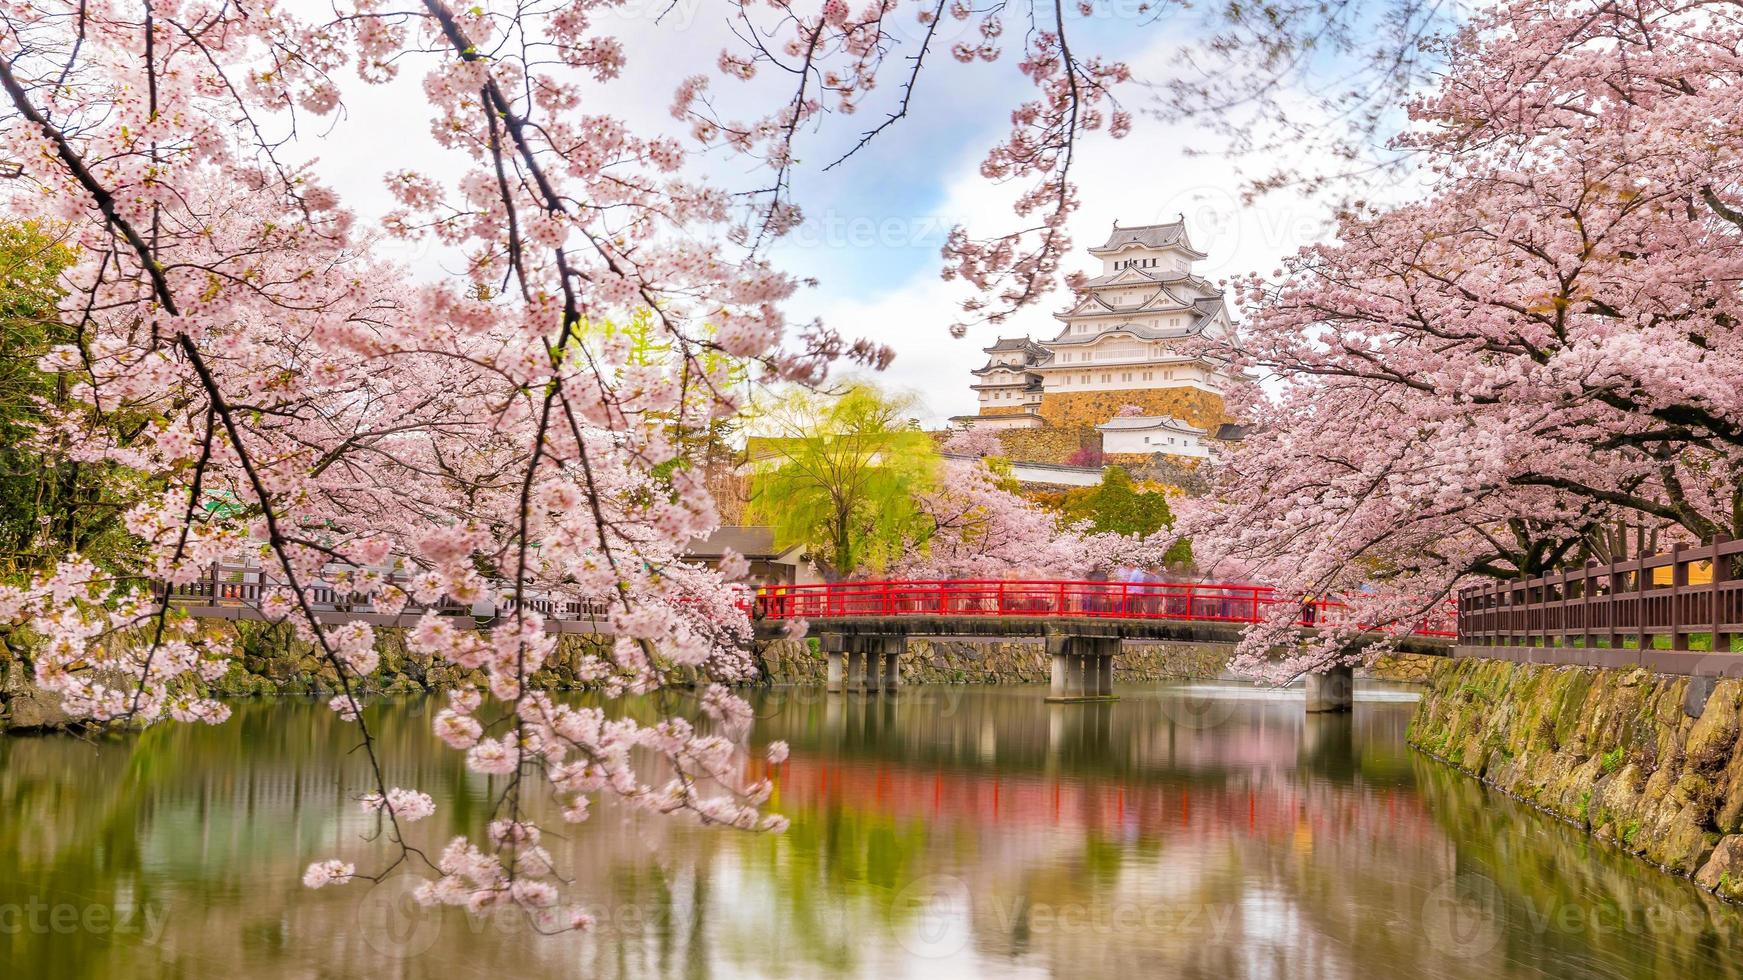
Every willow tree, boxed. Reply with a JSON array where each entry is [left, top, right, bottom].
[[747, 385, 938, 577]]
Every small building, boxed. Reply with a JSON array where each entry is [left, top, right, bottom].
[[685, 526, 822, 587], [1096, 415, 1211, 459]]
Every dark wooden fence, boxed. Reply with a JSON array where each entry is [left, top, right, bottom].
[[155, 562, 613, 631], [1457, 539, 1743, 673]]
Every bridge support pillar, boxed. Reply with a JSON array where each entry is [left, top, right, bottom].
[[861, 639, 882, 692], [823, 634, 847, 693], [1045, 635, 1119, 703], [879, 637, 903, 692], [1049, 638, 1071, 697], [834, 635, 902, 695], [845, 648, 866, 694], [1305, 663, 1354, 713]]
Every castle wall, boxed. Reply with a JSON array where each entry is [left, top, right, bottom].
[[993, 426, 1096, 464], [1037, 387, 1225, 430]]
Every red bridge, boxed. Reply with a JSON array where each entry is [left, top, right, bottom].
[[754, 578, 1453, 637], [751, 578, 1451, 708]]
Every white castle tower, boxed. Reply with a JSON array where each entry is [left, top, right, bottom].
[[953, 219, 1234, 458]]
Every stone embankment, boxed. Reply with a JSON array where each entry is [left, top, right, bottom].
[[1410, 657, 1743, 902], [755, 637, 1234, 685]]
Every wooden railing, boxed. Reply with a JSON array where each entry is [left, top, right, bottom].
[[1457, 539, 1743, 652], [154, 563, 612, 624]]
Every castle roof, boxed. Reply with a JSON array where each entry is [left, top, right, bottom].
[[1078, 267, 1214, 291], [981, 336, 1048, 355], [1088, 220, 1208, 259], [970, 356, 1051, 377], [1043, 296, 1228, 347]]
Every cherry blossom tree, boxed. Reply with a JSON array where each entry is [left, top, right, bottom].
[[0, 0, 893, 924], [1195, 0, 1743, 678], [893, 456, 1181, 577]]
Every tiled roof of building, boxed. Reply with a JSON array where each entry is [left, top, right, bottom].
[[1079, 271, 1210, 291], [685, 525, 799, 560], [1088, 220, 1208, 259], [1042, 322, 1201, 346], [970, 359, 1050, 376], [1096, 415, 1207, 434], [981, 336, 1048, 354]]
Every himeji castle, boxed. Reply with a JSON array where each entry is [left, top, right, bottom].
[[954, 219, 1236, 461]]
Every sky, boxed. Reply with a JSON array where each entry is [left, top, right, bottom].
[[310, 2, 1362, 426]]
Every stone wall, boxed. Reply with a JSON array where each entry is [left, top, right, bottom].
[[756, 636, 1232, 684], [0, 623, 618, 731], [1037, 387, 1225, 430], [1365, 652, 1440, 683], [992, 426, 1096, 465], [1409, 657, 1743, 901], [979, 405, 1028, 416], [210, 621, 614, 697]]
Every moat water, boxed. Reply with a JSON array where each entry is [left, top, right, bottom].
[[2, 682, 1739, 979]]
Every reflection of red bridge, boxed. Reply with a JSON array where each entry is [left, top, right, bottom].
[[762, 755, 1443, 845]]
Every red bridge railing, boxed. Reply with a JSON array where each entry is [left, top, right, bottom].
[[755, 579, 1455, 638]]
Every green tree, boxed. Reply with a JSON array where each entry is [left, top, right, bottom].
[[746, 384, 938, 577], [1054, 466, 1192, 564], [0, 222, 136, 578]]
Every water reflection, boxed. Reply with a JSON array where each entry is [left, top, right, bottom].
[[0, 682, 1738, 978]]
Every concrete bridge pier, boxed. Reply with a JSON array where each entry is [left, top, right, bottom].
[[824, 634, 847, 693], [878, 637, 903, 692], [1304, 663, 1354, 712], [825, 634, 903, 694], [1045, 635, 1118, 703]]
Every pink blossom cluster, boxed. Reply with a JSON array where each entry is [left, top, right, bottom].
[[891, 458, 1181, 579]]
